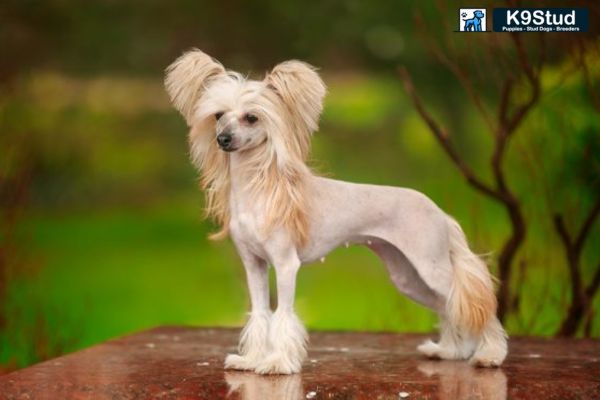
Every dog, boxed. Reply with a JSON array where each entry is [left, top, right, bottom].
[[463, 10, 485, 31], [164, 49, 507, 374]]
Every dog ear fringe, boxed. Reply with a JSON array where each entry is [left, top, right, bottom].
[[165, 49, 225, 126], [265, 61, 326, 135], [185, 119, 231, 241]]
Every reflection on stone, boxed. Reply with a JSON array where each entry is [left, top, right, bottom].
[[418, 361, 507, 400], [225, 371, 304, 400], [2, 328, 598, 399]]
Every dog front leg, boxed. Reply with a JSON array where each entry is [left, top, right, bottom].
[[255, 256, 307, 374], [225, 254, 271, 371]]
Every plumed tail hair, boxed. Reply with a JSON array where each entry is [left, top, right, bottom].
[[446, 217, 497, 334]]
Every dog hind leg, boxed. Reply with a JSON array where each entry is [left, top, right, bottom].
[[368, 239, 477, 360], [396, 216, 507, 366], [417, 317, 478, 360], [408, 255, 478, 361], [469, 316, 507, 367], [437, 217, 507, 366]]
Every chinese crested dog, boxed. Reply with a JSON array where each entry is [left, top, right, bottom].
[[164, 49, 508, 374]]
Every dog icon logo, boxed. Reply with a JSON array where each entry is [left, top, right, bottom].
[[458, 9, 487, 32]]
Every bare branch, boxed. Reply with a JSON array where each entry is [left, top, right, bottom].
[[398, 67, 503, 203], [434, 51, 495, 132], [504, 85, 540, 136], [554, 197, 600, 336], [413, 13, 495, 132], [500, 34, 542, 136], [554, 214, 573, 250], [556, 197, 600, 256], [587, 263, 600, 299], [575, 198, 600, 254], [511, 33, 537, 88], [498, 77, 514, 126], [553, 213, 583, 309]]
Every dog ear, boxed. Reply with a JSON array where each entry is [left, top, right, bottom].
[[165, 49, 225, 125], [265, 60, 326, 133]]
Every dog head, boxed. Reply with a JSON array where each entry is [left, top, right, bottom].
[[165, 49, 326, 162], [473, 10, 484, 19], [165, 49, 324, 244]]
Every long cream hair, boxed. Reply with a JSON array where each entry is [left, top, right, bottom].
[[166, 50, 326, 247]]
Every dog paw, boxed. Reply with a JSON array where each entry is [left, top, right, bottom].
[[469, 341, 507, 367], [469, 355, 502, 367], [469, 348, 506, 367], [254, 353, 301, 375], [417, 340, 442, 358], [417, 340, 465, 360], [224, 354, 256, 371]]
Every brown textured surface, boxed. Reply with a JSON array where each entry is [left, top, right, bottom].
[[0, 327, 599, 399]]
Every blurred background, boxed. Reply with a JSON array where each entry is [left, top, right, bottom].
[[1, 0, 599, 372]]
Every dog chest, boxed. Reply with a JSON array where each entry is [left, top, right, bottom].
[[229, 211, 269, 253]]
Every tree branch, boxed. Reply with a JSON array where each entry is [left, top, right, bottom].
[[398, 67, 504, 203], [554, 213, 582, 303], [554, 197, 600, 336], [586, 263, 600, 299], [574, 196, 600, 254], [413, 13, 495, 132], [503, 34, 542, 136], [498, 77, 514, 127], [554, 214, 573, 250], [511, 33, 537, 89]]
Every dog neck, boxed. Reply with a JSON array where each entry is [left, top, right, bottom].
[[227, 146, 263, 197], [225, 145, 312, 247]]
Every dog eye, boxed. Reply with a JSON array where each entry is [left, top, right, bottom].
[[215, 112, 224, 121], [244, 113, 258, 124]]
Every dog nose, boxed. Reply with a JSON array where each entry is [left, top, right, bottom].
[[217, 133, 232, 148]]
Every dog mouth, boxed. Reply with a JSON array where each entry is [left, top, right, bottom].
[[219, 145, 238, 152]]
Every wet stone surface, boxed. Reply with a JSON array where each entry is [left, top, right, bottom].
[[0, 327, 598, 399]]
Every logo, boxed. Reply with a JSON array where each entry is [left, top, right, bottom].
[[493, 8, 589, 32], [458, 8, 487, 32]]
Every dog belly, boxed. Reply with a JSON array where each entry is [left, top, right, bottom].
[[302, 176, 453, 300], [298, 234, 371, 264]]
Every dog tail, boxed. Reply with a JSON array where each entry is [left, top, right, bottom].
[[445, 216, 497, 333]]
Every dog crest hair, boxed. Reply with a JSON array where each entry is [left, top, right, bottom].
[[165, 50, 326, 246]]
